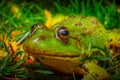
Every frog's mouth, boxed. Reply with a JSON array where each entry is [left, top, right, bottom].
[[25, 48, 80, 57], [24, 46, 80, 60]]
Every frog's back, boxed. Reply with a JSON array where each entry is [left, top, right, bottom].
[[57, 16, 120, 54], [53, 16, 104, 33]]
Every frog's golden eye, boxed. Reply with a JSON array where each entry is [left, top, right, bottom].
[[56, 26, 69, 43]]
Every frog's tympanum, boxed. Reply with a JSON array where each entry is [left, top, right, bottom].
[[23, 16, 120, 80]]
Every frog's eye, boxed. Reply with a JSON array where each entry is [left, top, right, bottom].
[[56, 26, 69, 43]]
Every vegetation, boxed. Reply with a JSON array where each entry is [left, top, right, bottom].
[[0, 0, 119, 79]]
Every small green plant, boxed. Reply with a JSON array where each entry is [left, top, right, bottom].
[[0, 35, 26, 79]]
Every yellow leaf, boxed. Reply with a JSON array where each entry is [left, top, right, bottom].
[[44, 10, 52, 28], [44, 10, 68, 28], [52, 14, 68, 26], [2, 33, 20, 55], [3, 34, 9, 46], [0, 34, 2, 42], [0, 51, 7, 58], [8, 40, 20, 55], [11, 30, 22, 38], [10, 4, 21, 19], [0, 34, 22, 61]]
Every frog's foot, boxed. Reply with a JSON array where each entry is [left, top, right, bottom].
[[74, 62, 110, 80]]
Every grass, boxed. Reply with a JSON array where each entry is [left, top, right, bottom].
[[0, 0, 120, 80]]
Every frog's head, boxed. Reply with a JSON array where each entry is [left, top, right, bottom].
[[23, 23, 81, 58], [23, 16, 103, 59]]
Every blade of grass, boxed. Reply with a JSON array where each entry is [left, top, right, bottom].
[[27, 73, 65, 80], [6, 58, 25, 71], [11, 51, 23, 62], [0, 35, 11, 72], [34, 70, 53, 75], [70, 0, 80, 14], [15, 69, 26, 78], [81, 56, 111, 62], [72, 72, 76, 80], [89, 72, 98, 80], [54, 1, 63, 13], [92, 46, 112, 57], [18, 31, 30, 44]]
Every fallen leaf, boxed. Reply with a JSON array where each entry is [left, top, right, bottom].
[[44, 10, 52, 28], [10, 4, 21, 19], [0, 51, 7, 59], [44, 10, 68, 28], [11, 30, 22, 38], [8, 40, 20, 56]]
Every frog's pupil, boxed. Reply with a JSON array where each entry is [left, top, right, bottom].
[[61, 29, 68, 36]]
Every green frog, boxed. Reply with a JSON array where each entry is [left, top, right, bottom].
[[23, 16, 120, 80]]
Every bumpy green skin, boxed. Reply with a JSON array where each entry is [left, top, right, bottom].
[[23, 16, 120, 80], [24, 16, 107, 55]]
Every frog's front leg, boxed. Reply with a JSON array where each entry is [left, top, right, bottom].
[[74, 62, 110, 80]]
